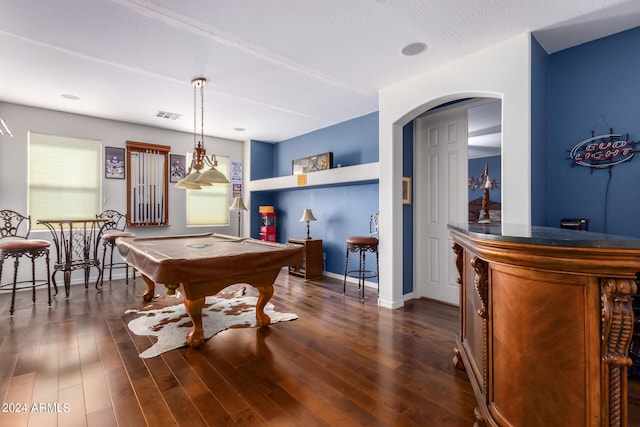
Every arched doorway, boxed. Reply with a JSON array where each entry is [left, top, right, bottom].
[[412, 97, 501, 304]]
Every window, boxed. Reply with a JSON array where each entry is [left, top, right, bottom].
[[126, 141, 170, 227], [29, 133, 101, 228], [186, 154, 230, 226]]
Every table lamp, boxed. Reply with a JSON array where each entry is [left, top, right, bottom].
[[229, 197, 248, 236], [299, 209, 317, 239]]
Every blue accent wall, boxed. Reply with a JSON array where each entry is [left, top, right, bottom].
[[249, 140, 277, 238], [548, 26, 640, 236], [250, 113, 380, 280], [402, 122, 414, 295], [531, 35, 549, 226], [275, 184, 379, 277], [250, 140, 275, 180], [273, 112, 379, 176]]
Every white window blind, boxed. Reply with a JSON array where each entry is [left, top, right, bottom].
[[29, 133, 101, 228], [186, 154, 230, 226]]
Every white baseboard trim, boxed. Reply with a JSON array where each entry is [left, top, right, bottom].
[[322, 270, 378, 289]]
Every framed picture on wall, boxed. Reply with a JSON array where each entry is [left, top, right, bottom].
[[170, 154, 186, 183], [402, 176, 412, 205], [292, 152, 333, 175], [105, 146, 125, 179]]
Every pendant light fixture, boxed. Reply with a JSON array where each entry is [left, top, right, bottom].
[[175, 77, 229, 190]]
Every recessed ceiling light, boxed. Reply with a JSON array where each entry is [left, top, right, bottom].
[[401, 42, 427, 56], [60, 93, 80, 100]]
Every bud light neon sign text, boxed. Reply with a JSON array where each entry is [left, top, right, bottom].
[[569, 134, 635, 168]]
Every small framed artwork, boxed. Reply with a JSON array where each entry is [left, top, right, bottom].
[[170, 154, 186, 183], [292, 152, 333, 175], [105, 146, 125, 179], [402, 176, 412, 205]]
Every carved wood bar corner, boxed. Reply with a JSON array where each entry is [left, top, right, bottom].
[[601, 278, 636, 427], [449, 223, 640, 427]]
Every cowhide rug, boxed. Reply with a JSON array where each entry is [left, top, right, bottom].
[[125, 287, 297, 358]]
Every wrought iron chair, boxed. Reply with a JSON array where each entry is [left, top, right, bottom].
[[97, 210, 135, 285], [343, 212, 379, 301], [0, 210, 53, 314]]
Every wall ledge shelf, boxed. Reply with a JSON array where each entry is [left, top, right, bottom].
[[249, 162, 379, 192]]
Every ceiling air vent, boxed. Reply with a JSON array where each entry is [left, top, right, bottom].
[[156, 111, 182, 120]]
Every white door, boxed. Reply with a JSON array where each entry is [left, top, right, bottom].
[[414, 107, 467, 304]]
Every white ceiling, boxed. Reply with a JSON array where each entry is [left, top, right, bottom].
[[468, 100, 502, 159], [1, 0, 639, 143]]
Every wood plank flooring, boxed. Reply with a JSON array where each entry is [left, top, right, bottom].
[[0, 271, 638, 426]]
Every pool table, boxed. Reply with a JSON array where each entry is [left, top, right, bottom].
[[116, 233, 304, 347]]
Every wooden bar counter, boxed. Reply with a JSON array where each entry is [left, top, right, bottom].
[[448, 223, 640, 427]]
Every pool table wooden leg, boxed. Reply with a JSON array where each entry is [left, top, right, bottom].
[[141, 274, 155, 302], [255, 284, 274, 327], [183, 297, 205, 347]]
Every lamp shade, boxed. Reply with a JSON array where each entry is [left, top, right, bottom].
[[197, 166, 229, 184], [175, 171, 205, 189], [299, 209, 317, 222], [174, 180, 200, 190], [229, 197, 248, 211], [484, 174, 491, 189]]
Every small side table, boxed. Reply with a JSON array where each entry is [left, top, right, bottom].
[[288, 238, 323, 280]]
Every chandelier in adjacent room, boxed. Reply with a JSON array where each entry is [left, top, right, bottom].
[[175, 77, 229, 190]]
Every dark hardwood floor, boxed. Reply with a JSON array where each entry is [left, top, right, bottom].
[[0, 271, 638, 426]]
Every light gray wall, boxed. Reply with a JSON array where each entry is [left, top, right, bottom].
[[0, 102, 245, 285]]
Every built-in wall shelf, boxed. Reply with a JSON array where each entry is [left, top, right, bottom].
[[249, 162, 379, 192]]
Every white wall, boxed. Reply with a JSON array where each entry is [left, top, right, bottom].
[[377, 33, 533, 309], [0, 102, 245, 285]]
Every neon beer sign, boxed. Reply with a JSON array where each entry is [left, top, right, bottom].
[[569, 134, 635, 168]]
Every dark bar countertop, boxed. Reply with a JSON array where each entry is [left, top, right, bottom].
[[448, 222, 640, 249]]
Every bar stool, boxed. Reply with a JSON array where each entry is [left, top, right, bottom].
[[0, 210, 53, 315], [343, 212, 379, 301], [97, 210, 135, 285]]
